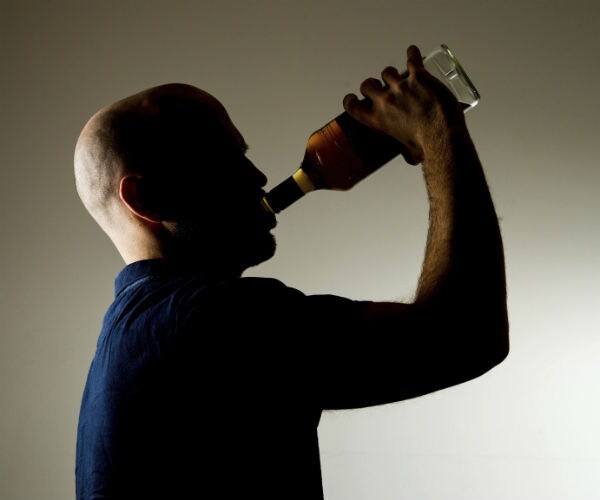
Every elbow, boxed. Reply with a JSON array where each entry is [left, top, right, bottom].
[[470, 314, 510, 377], [490, 320, 510, 368], [417, 298, 510, 381], [490, 305, 510, 363], [443, 303, 509, 381], [485, 336, 509, 373]]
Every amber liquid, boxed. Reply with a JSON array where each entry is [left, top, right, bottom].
[[262, 112, 409, 214]]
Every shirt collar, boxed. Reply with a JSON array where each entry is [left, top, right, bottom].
[[114, 258, 238, 296], [114, 259, 180, 296]]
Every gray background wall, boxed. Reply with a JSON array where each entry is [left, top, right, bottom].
[[2, 1, 599, 499]]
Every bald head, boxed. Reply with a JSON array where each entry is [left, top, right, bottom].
[[74, 83, 275, 270], [74, 83, 235, 229]]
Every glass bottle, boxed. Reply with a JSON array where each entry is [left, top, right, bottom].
[[261, 44, 480, 215]]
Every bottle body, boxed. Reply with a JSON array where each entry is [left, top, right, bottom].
[[261, 112, 407, 214]]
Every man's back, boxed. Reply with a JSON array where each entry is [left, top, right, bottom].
[[76, 259, 365, 500]]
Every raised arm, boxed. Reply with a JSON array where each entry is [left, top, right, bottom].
[[317, 46, 509, 410]]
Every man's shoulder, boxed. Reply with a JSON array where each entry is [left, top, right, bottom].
[[176, 276, 306, 316]]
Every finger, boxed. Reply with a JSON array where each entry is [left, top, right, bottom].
[[343, 93, 369, 121], [406, 45, 424, 75], [359, 77, 385, 98], [381, 66, 403, 88], [343, 93, 363, 113], [343, 93, 358, 110]]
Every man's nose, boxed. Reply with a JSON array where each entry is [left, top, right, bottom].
[[244, 157, 268, 188]]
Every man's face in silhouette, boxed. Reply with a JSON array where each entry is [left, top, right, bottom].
[[130, 85, 277, 271]]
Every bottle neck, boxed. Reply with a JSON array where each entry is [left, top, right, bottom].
[[261, 168, 312, 214]]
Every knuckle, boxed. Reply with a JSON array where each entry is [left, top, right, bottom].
[[398, 78, 410, 92]]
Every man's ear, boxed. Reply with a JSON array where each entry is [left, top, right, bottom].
[[119, 175, 162, 224]]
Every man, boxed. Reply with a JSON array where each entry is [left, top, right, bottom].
[[74, 45, 508, 499]]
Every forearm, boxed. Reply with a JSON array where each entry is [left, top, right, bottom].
[[415, 126, 508, 358]]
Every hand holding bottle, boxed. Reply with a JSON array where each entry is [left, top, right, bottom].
[[343, 45, 467, 165]]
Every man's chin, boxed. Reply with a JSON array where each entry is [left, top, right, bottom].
[[166, 223, 276, 272], [243, 235, 276, 270]]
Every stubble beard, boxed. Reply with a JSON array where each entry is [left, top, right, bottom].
[[167, 221, 276, 273]]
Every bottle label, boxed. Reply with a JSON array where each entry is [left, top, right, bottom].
[[303, 119, 374, 190], [335, 112, 406, 169]]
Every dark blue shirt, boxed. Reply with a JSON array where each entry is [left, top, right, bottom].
[[76, 259, 368, 500]]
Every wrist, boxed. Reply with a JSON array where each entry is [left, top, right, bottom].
[[421, 122, 471, 163]]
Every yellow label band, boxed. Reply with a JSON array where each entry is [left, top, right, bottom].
[[292, 169, 315, 194]]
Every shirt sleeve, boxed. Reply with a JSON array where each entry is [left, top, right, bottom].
[[177, 276, 445, 411]]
